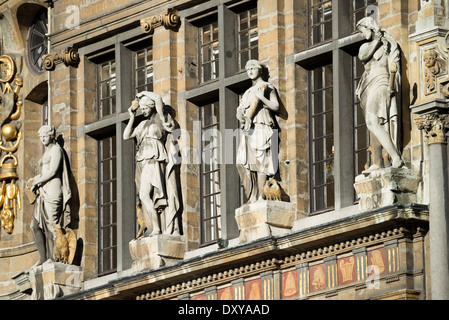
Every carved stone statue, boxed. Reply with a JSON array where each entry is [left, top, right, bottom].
[[27, 125, 72, 266], [236, 60, 281, 204], [355, 17, 404, 172], [123, 91, 181, 237]]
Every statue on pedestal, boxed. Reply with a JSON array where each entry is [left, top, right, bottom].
[[236, 60, 281, 204], [123, 91, 181, 237], [355, 17, 404, 173], [26, 125, 73, 266]]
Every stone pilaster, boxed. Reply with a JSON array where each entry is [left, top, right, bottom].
[[417, 112, 449, 299]]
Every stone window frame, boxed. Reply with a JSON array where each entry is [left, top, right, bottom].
[[298, 0, 373, 213], [184, 0, 258, 246], [81, 32, 154, 276]]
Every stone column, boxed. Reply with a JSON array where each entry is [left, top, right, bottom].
[[417, 112, 449, 299]]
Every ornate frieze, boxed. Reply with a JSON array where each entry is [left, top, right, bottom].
[[140, 8, 181, 34], [135, 224, 425, 300], [416, 112, 449, 144], [42, 47, 80, 71]]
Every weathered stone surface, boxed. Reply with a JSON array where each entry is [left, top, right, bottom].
[[28, 262, 82, 300], [354, 167, 421, 212], [129, 234, 185, 273], [235, 200, 296, 243]]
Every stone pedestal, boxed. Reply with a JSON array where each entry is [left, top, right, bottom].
[[28, 262, 82, 300], [129, 234, 185, 273], [235, 200, 296, 243], [354, 167, 421, 212]]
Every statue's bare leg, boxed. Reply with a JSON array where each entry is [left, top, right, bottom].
[[257, 172, 267, 201], [31, 222, 47, 267], [365, 113, 403, 168]]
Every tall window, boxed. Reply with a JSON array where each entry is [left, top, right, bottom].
[[309, 65, 334, 212], [237, 7, 258, 70], [97, 60, 116, 119], [27, 8, 48, 74], [200, 102, 221, 244], [98, 134, 118, 275], [187, 1, 257, 245], [134, 46, 154, 94], [300, 0, 376, 213], [199, 20, 219, 83], [310, 0, 333, 45]]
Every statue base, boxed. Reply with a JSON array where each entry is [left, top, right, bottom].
[[129, 234, 185, 274], [28, 262, 82, 300], [235, 200, 296, 243], [354, 167, 421, 212]]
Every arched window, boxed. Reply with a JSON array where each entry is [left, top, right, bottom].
[[27, 8, 48, 74]]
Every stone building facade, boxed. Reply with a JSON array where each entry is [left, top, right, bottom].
[[0, 0, 448, 300]]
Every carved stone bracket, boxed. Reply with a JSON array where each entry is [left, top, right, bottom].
[[42, 47, 80, 71], [416, 112, 449, 144], [140, 8, 181, 34]]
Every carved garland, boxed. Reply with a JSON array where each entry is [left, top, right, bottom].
[[0, 54, 23, 234], [42, 47, 80, 71], [140, 8, 181, 34]]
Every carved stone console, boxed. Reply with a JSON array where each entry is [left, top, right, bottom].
[[42, 47, 80, 71], [140, 8, 181, 34], [235, 200, 296, 243], [129, 234, 185, 274]]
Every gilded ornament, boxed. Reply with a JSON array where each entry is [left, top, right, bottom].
[[1, 123, 18, 141], [54, 225, 77, 264], [0, 53, 23, 234], [0, 55, 15, 83]]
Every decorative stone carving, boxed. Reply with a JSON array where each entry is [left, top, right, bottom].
[[140, 8, 181, 34], [0, 54, 23, 234], [354, 167, 421, 212], [416, 112, 449, 144], [236, 60, 282, 204], [42, 47, 80, 71], [124, 91, 182, 237], [355, 17, 404, 173], [424, 48, 446, 95], [26, 125, 73, 266], [124, 91, 183, 272], [235, 200, 296, 243]]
